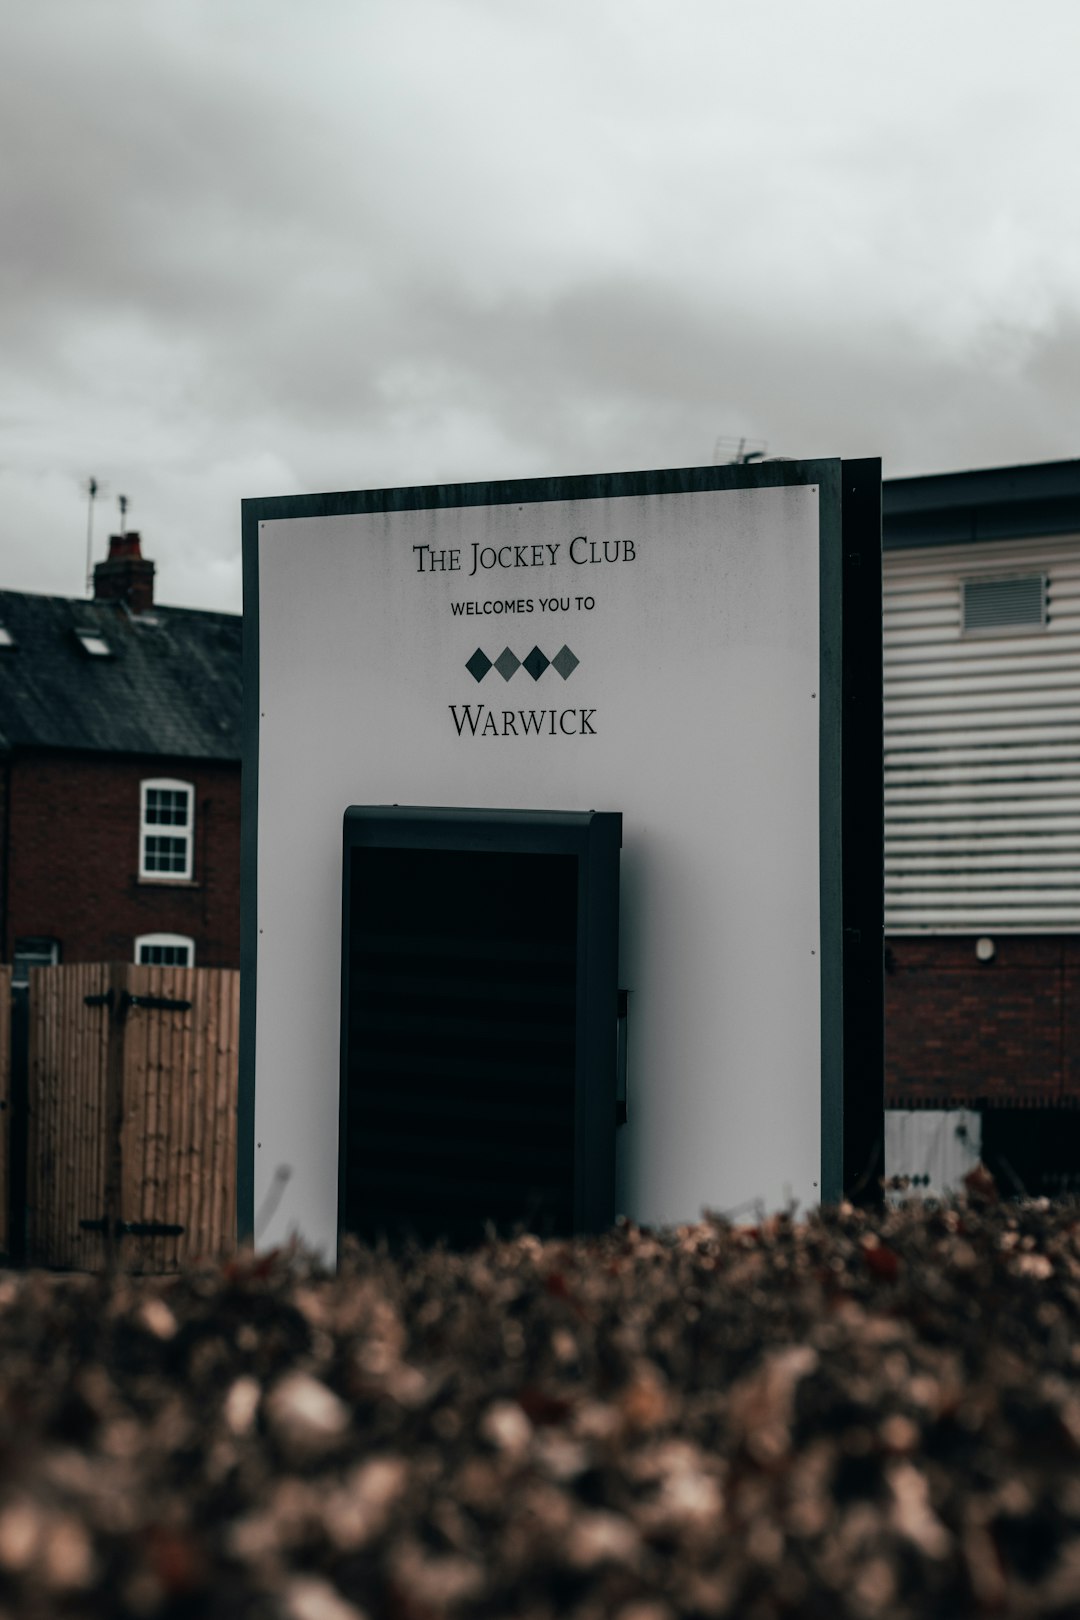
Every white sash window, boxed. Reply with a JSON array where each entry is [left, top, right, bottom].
[[135, 932, 195, 967], [140, 778, 194, 880]]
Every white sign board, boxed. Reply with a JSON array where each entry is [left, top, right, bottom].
[[242, 464, 849, 1257]]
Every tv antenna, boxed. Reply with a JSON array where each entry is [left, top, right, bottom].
[[85, 476, 100, 595], [713, 435, 769, 465], [118, 493, 129, 535]]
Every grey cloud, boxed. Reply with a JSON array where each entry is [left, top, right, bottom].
[[2, 1, 1079, 613]]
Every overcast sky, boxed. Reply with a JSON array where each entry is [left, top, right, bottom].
[[2, 1, 1078, 613]]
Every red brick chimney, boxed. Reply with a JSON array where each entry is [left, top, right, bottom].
[[93, 532, 155, 613]]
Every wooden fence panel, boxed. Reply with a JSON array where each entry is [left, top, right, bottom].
[[120, 964, 240, 1271], [118, 963, 166, 1272], [118, 965, 236, 1270], [25, 964, 239, 1271], [26, 964, 109, 1270], [0, 967, 10, 1258]]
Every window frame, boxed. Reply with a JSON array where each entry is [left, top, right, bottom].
[[12, 936, 60, 987], [134, 932, 196, 967], [139, 777, 195, 882]]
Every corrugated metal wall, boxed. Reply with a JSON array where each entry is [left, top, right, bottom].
[[885, 533, 1080, 933]]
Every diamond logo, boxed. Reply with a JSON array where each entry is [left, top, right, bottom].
[[523, 646, 550, 681], [551, 645, 579, 680], [466, 648, 492, 682], [494, 647, 521, 681]]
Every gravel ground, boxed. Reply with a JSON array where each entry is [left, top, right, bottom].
[[3, 1174, 1080, 1618]]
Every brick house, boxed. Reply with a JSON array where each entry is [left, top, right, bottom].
[[882, 459, 1080, 1194], [0, 533, 241, 979]]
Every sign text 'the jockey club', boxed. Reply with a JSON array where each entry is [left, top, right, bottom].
[[413, 536, 638, 576]]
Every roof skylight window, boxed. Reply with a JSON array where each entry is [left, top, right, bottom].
[[74, 628, 113, 658]]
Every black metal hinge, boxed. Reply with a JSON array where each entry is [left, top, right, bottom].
[[616, 988, 629, 1126], [83, 990, 191, 1013], [79, 1218, 185, 1237]]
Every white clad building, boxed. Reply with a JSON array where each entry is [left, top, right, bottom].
[[882, 459, 1080, 1196]]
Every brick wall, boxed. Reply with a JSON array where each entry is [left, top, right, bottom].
[[886, 935, 1080, 1108], [3, 752, 240, 968]]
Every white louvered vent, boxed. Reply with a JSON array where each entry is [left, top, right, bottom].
[[962, 574, 1045, 634], [885, 535, 1080, 933]]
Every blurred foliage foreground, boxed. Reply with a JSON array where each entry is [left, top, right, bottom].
[[2, 1173, 1080, 1618]]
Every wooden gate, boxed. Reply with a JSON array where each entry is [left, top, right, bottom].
[[26, 963, 239, 1271]]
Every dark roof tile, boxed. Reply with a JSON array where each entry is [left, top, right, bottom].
[[0, 591, 241, 760]]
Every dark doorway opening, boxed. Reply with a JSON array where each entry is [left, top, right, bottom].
[[339, 808, 620, 1250]]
